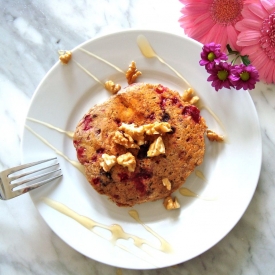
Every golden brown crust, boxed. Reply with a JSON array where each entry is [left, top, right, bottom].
[[73, 83, 207, 207]]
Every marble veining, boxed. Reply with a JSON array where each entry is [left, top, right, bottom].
[[1, 0, 275, 274]]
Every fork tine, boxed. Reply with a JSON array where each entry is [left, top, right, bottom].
[[6, 158, 57, 176], [9, 163, 59, 182], [10, 168, 62, 189], [11, 173, 63, 198]]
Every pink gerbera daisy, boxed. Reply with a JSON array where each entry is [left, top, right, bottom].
[[179, 0, 247, 52], [236, 0, 275, 83]]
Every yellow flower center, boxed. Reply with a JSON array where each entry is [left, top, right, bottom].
[[208, 52, 215, 61], [240, 71, 250, 81], [210, 0, 243, 26], [217, 70, 228, 81]]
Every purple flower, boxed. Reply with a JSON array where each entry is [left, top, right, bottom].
[[230, 64, 259, 90], [207, 62, 233, 92], [199, 43, 228, 69]]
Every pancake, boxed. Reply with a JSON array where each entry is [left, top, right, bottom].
[[73, 83, 207, 207]]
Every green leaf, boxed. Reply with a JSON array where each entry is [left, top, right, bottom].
[[241, 55, 251, 66]]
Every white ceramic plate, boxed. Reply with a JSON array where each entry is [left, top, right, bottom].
[[21, 30, 262, 269]]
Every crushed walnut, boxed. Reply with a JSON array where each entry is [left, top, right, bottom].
[[143, 122, 172, 135], [163, 196, 180, 210], [58, 50, 72, 64], [182, 88, 199, 105], [162, 178, 171, 190], [113, 131, 140, 149], [100, 154, 117, 172], [147, 136, 165, 157], [114, 122, 171, 149], [117, 152, 136, 172], [118, 123, 145, 146], [126, 61, 142, 84], [206, 130, 224, 142], [105, 80, 121, 94]]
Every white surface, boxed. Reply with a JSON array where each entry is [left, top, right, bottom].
[[21, 30, 262, 269], [1, 1, 274, 274]]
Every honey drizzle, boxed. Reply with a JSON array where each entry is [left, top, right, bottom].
[[200, 105, 226, 133], [137, 34, 192, 88], [44, 198, 172, 254], [73, 60, 104, 85], [179, 187, 216, 201], [79, 48, 125, 73], [25, 125, 84, 174], [128, 210, 173, 253], [27, 117, 74, 138], [195, 170, 207, 181]]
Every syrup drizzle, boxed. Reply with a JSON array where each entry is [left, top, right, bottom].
[[27, 117, 74, 138], [128, 210, 173, 253], [200, 104, 227, 136], [179, 187, 216, 201], [44, 198, 172, 254], [73, 60, 104, 85], [195, 170, 207, 181], [79, 48, 125, 73], [137, 34, 192, 88], [25, 125, 85, 174]]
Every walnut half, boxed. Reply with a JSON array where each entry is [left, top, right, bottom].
[[58, 50, 72, 64], [100, 154, 117, 172], [147, 136, 165, 157], [126, 61, 142, 84], [105, 80, 121, 94], [182, 88, 199, 105], [206, 130, 224, 142], [162, 178, 171, 190], [117, 152, 136, 172], [113, 131, 140, 149], [163, 196, 180, 210]]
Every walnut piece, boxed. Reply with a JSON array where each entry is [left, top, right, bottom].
[[163, 196, 180, 210], [162, 178, 171, 190], [143, 122, 172, 135], [206, 130, 224, 142], [105, 80, 121, 94], [117, 152, 136, 172], [126, 61, 142, 84], [147, 136, 165, 157], [182, 88, 199, 104], [113, 131, 140, 149], [118, 123, 145, 146], [58, 50, 72, 64], [100, 154, 117, 172]]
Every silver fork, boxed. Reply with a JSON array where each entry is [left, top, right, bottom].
[[0, 157, 62, 200]]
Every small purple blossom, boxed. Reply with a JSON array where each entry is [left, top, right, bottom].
[[207, 62, 234, 91], [199, 43, 228, 69], [230, 64, 259, 90], [200, 42, 259, 92]]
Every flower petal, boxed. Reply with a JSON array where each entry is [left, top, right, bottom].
[[201, 24, 228, 52], [240, 44, 260, 55], [238, 30, 261, 41], [227, 25, 242, 51], [235, 19, 262, 31], [248, 3, 269, 19], [261, 0, 275, 13]]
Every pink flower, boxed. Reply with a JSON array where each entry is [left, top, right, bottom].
[[207, 62, 234, 91], [199, 43, 228, 69], [230, 64, 259, 90], [179, 0, 248, 52], [236, 0, 275, 83]]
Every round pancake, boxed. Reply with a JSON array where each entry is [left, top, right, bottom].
[[73, 83, 207, 207]]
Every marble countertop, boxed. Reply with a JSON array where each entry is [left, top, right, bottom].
[[1, 1, 275, 274]]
